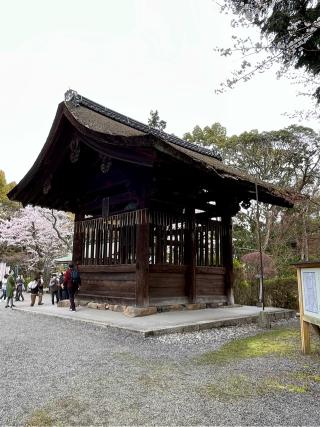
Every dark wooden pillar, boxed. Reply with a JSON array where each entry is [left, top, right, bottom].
[[135, 210, 150, 307], [72, 213, 85, 263], [185, 208, 196, 303], [221, 215, 234, 305]]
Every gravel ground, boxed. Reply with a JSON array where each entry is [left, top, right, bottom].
[[1, 302, 320, 426]]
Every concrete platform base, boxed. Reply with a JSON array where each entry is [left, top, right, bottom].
[[9, 294, 296, 337]]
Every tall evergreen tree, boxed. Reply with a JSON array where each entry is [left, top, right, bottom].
[[148, 110, 167, 131]]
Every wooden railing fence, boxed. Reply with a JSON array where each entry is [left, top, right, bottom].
[[74, 209, 226, 266]]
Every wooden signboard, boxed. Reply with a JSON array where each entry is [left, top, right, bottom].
[[296, 262, 320, 354]]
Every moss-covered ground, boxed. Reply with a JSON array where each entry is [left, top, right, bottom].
[[197, 326, 320, 401], [19, 322, 320, 425], [197, 328, 300, 365]]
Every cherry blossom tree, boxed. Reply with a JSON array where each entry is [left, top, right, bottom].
[[0, 205, 73, 277], [241, 251, 276, 280]]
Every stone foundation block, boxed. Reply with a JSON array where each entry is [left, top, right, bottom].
[[97, 303, 107, 310], [161, 304, 184, 312], [206, 303, 220, 308], [57, 300, 70, 308], [185, 303, 205, 310], [76, 299, 89, 306], [109, 304, 126, 312], [87, 302, 99, 309], [124, 306, 157, 317], [86, 302, 108, 310], [258, 311, 271, 329]]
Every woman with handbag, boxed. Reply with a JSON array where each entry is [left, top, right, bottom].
[[28, 274, 41, 306]]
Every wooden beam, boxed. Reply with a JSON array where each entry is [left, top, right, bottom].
[[312, 324, 320, 337], [301, 320, 311, 354], [297, 268, 311, 354], [151, 196, 218, 214], [195, 211, 220, 222], [135, 210, 150, 307], [221, 215, 234, 305], [80, 191, 138, 212], [184, 208, 196, 303], [73, 213, 85, 263]]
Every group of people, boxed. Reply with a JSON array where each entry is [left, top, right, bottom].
[[0, 263, 81, 312], [48, 272, 66, 304], [29, 264, 81, 311], [0, 273, 26, 308]]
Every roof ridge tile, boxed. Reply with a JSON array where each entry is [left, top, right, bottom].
[[64, 89, 222, 161]]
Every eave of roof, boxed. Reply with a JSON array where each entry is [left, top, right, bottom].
[[8, 89, 295, 210], [163, 142, 295, 208], [66, 102, 147, 138], [64, 89, 222, 161], [8, 102, 66, 202]]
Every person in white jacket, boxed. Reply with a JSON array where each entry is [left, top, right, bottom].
[[0, 277, 7, 301]]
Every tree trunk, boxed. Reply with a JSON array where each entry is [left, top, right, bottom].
[[300, 205, 309, 261]]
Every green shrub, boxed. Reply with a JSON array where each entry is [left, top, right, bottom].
[[233, 267, 298, 310], [264, 276, 299, 309], [233, 260, 258, 305]]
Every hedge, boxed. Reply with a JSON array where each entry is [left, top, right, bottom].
[[233, 274, 299, 310]]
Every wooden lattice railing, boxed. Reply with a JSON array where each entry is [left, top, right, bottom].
[[195, 220, 225, 267], [74, 209, 147, 265], [74, 209, 226, 266]]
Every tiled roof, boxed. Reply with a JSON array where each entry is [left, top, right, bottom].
[[64, 89, 222, 160], [166, 142, 296, 206], [7, 90, 295, 210], [66, 103, 146, 137]]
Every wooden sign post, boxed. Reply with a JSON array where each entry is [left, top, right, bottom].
[[295, 262, 320, 354]]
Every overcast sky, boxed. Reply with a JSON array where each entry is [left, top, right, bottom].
[[1, 0, 318, 184]]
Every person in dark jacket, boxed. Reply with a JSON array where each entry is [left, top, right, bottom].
[[63, 264, 81, 312], [0, 276, 7, 301], [37, 273, 44, 305], [15, 275, 25, 301], [58, 272, 64, 300], [49, 273, 60, 305]]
